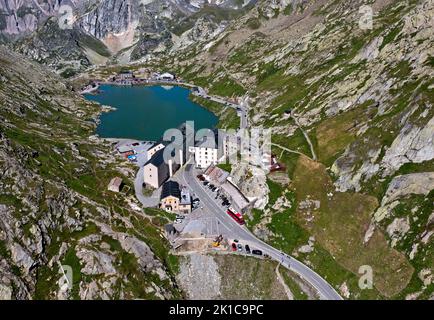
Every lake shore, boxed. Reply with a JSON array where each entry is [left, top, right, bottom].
[[83, 84, 219, 141]]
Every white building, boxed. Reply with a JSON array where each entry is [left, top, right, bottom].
[[190, 130, 240, 169], [221, 132, 239, 161], [146, 141, 166, 159], [194, 144, 219, 169], [108, 177, 123, 193], [159, 72, 175, 81], [191, 129, 219, 169]]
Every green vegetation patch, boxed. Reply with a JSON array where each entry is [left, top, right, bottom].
[[216, 163, 232, 173], [293, 156, 414, 297], [280, 269, 309, 300], [78, 34, 112, 58], [209, 75, 247, 97], [62, 247, 83, 300], [379, 191, 434, 299], [315, 100, 376, 166], [246, 17, 261, 30], [190, 94, 240, 130]]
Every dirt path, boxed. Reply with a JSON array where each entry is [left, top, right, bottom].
[[271, 142, 312, 160], [290, 115, 317, 160], [276, 263, 294, 300]]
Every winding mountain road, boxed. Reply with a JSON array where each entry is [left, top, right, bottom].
[[178, 161, 342, 300], [130, 81, 339, 299]]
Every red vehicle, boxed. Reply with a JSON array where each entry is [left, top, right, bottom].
[[227, 207, 245, 225], [231, 243, 237, 251]]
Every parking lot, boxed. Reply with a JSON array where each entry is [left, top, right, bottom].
[[168, 168, 267, 258], [114, 139, 156, 166]]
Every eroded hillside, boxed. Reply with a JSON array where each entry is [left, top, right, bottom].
[[145, 0, 434, 299], [0, 46, 182, 299]]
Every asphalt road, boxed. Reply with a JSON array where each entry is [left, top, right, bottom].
[[129, 81, 338, 299], [180, 162, 342, 301], [192, 90, 248, 130], [134, 166, 159, 207]]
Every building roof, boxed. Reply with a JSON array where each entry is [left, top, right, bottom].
[[117, 145, 134, 153], [196, 129, 220, 149], [108, 177, 123, 191], [144, 148, 166, 168], [161, 180, 181, 200], [160, 72, 174, 78], [204, 165, 229, 184], [220, 180, 249, 210], [149, 140, 170, 150]]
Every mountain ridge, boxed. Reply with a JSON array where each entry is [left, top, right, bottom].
[[0, 0, 433, 300]]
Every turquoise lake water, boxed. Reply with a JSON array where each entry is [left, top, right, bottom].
[[84, 85, 218, 141]]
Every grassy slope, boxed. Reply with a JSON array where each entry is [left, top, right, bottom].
[[159, 0, 433, 299], [76, 0, 432, 299], [0, 48, 180, 299]]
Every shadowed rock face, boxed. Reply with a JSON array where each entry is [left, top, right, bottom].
[[1, 0, 255, 73], [0, 0, 254, 39]]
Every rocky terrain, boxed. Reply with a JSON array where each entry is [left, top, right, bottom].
[[0, 0, 255, 75], [176, 253, 318, 300], [0, 0, 433, 301], [141, 0, 433, 299], [0, 46, 181, 299]]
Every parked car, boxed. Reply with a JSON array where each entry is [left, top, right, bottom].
[[245, 245, 251, 254], [203, 181, 209, 186], [176, 215, 185, 220], [237, 244, 243, 252], [231, 243, 237, 251], [175, 218, 183, 224], [252, 249, 263, 256], [233, 239, 239, 243]]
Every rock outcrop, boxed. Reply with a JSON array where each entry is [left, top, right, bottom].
[[0, 46, 178, 299]]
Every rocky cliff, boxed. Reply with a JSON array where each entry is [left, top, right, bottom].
[[147, 0, 434, 299], [1, 0, 433, 301], [0, 46, 181, 299], [0, 0, 255, 74]]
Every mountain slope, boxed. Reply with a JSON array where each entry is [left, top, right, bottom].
[[0, 0, 433, 301], [0, 45, 181, 299], [142, 0, 434, 299], [0, 0, 257, 74]]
